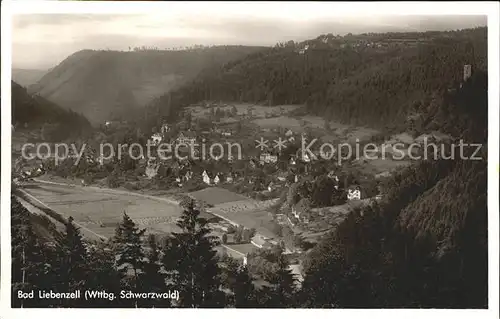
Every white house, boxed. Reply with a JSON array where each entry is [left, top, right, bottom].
[[298, 45, 309, 54], [151, 133, 163, 146], [347, 186, 362, 201], [302, 153, 311, 163], [259, 153, 278, 164], [202, 170, 211, 185], [161, 123, 170, 134], [267, 182, 275, 192], [251, 234, 268, 249], [213, 174, 220, 185]]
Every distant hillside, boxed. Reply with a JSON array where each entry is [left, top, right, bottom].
[[12, 81, 91, 141], [12, 68, 47, 87], [28, 46, 267, 125], [145, 27, 486, 130]]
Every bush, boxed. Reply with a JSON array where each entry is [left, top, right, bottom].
[[106, 174, 120, 188], [83, 174, 93, 185], [123, 182, 139, 191]]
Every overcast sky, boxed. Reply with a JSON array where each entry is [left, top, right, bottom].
[[12, 4, 487, 69]]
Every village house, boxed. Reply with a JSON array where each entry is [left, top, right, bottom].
[[251, 234, 273, 249], [259, 152, 278, 165], [302, 153, 311, 163], [213, 174, 220, 185], [183, 170, 193, 182], [161, 123, 170, 134], [375, 171, 391, 179], [267, 181, 275, 192], [291, 205, 310, 224], [176, 131, 197, 145], [285, 129, 294, 141], [202, 170, 211, 185], [295, 149, 311, 163], [221, 129, 232, 137], [298, 44, 309, 54], [150, 132, 163, 146], [347, 186, 362, 201]]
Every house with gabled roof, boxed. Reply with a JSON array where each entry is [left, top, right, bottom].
[[347, 185, 362, 201], [161, 123, 170, 134], [213, 174, 220, 185], [251, 234, 271, 249], [177, 131, 196, 145], [150, 133, 163, 146], [259, 152, 278, 165], [202, 170, 211, 185]]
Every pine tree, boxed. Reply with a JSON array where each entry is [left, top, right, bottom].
[[113, 212, 146, 295], [220, 257, 256, 307], [267, 252, 297, 307], [140, 234, 170, 307], [232, 265, 257, 307], [56, 216, 88, 307], [85, 241, 123, 307], [11, 196, 53, 307], [162, 199, 225, 307]]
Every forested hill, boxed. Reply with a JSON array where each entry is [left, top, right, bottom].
[[12, 81, 91, 141], [28, 45, 267, 125], [300, 71, 488, 308], [145, 27, 486, 130]]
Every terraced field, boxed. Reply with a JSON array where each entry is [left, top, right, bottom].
[[22, 181, 183, 239]]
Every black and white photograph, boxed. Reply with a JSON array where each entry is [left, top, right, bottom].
[[3, 1, 499, 312]]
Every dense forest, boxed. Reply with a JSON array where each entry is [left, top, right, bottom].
[[144, 28, 486, 131], [12, 81, 92, 141], [12, 68, 488, 308]]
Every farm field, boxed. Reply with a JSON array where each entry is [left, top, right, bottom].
[[189, 187, 278, 238], [22, 182, 183, 239], [189, 187, 249, 206]]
